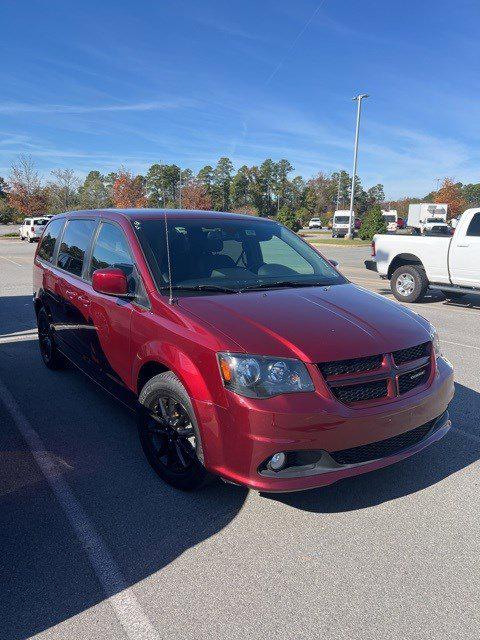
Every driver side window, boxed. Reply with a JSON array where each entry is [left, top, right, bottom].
[[89, 222, 148, 305]]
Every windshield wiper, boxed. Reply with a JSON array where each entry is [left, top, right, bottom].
[[159, 284, 239, 294], [240, 280, 327, 292]]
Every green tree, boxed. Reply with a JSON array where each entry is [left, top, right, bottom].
[[277, 205, 300, 232], [146, 164, 181, 207], [294, 207, 311, 227], [197, 165, 214, 192], [359, 205, 387, 240], [230, 165, 250, 208], [212, 157, 233, 210], [0, 177, 7, 200], [274, 159, 293, 211], [79, 171, 110, 209], [461, 183, 480, 207]]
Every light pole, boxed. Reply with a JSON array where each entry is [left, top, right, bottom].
[[336, 170, 342, 210], [347, 93, 369, 238]]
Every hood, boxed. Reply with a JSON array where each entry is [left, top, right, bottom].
[[178, 283, 431, 363]]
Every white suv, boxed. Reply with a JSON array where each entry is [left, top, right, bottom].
[[308, 218, 322, 229], [19, 217, 49, 242]]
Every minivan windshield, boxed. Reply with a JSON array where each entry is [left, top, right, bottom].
[[133, 216, 346, 294]]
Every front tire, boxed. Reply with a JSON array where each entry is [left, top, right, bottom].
[[390, 265, 428, 303], [138, 372, 214, 491], [37, 308, 66, 369]]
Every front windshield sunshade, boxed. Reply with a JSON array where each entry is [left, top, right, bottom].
[[132, 217, 346, 295]]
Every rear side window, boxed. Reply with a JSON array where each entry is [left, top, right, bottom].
[[37, 219, 64, 262], [89, 223, 133, 276], [57, 219, 96, 277], [466, 213, 480, 237]]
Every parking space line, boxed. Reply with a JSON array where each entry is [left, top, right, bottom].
[[0, 254, 24, 267], [0, 379, 161, 640], [443, 340, 480, 351]]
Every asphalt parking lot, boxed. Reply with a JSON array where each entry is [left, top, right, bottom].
[[1, 238, 479, 640]]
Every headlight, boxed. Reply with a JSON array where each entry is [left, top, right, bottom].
[[217, 353, 314, 398], [429, 325, 441, 357]]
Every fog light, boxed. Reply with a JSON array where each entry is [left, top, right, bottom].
[[269, 452, 286, 471]]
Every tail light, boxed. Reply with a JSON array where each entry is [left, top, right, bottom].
[[371, 241, 376, 257]]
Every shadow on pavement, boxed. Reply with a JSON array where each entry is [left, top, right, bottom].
[[268, 382, 479, 513], [0, 296, 247, 640]]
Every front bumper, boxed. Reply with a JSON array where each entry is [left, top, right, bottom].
[[198, 357, 454, 492], [365, 259, 378, 272]]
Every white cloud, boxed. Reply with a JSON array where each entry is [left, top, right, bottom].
[[0, 100, 192, 115]]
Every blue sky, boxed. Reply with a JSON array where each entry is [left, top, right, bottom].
[[1, 0, 479, 197]]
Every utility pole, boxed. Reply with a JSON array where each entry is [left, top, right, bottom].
[[347, 94, 369, 239], [336, 170, 342, 210]]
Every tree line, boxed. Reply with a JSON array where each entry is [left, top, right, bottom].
[[0, 155, 477, 231]]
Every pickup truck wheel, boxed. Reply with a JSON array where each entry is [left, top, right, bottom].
[[138, 372, 214, 491], [391, 265, 428, 303]]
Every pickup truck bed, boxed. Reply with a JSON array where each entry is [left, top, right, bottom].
[[365, 208, 480, 302]]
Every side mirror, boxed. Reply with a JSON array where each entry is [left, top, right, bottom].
[[328, 259, 339, 268], [92, 268, 128, 296]]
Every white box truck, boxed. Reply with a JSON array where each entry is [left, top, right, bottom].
[[332, 210, 353, 238], [407, 203, 448, 234]]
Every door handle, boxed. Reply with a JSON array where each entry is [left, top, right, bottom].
[[457, 244, 469, 248]]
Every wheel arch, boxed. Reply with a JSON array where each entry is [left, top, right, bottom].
[[133, 342, 224, 407], [388, 253, 425, 279]]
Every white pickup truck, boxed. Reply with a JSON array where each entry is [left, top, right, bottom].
[[365, 208, 480, 302]]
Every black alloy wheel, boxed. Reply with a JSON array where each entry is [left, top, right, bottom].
[[138, 372, 213, 490], [37, 308, 65, 370]]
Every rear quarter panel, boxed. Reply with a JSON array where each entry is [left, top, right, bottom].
[[374, 234, 451, 283]]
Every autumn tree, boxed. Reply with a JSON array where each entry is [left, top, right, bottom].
[[435, 178, 467, 219], [113, 169, 147, 208], [8, 155, 48, 216], [181, 181, 212, 210]]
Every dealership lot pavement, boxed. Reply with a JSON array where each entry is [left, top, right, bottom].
[[1, 238, 479, 640]]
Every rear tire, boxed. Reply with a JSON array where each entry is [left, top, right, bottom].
[[138, 371, 214, 491], [37, 308, 66, 370], [28, 236, 34, 243], [390, 265, 428, 303]]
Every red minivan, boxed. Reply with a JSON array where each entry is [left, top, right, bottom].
[[34, 210, 454, 492]]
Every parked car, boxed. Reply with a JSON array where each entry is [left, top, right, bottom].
[[365, 208, 480, 302], [19, 216, 49, 242], [34, 209, 454, 492], [308, 218, 322, 229]]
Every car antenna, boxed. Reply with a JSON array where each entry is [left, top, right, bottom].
[[164, 210, 176, 305]]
